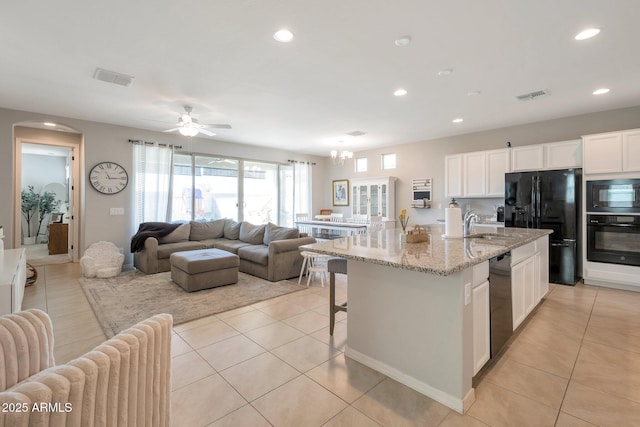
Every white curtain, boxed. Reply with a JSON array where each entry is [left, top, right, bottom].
[[133, 143, 173, 226], [294, 162, 312, 217]]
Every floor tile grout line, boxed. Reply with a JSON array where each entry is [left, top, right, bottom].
[[552, 284, 599, 426]]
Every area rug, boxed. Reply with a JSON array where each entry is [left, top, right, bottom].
[[79, 271, 306, 338]]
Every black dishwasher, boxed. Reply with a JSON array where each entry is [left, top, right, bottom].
[[489, 253, 513, 358]]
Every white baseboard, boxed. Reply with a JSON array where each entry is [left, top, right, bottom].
[[345, 346, 469, 414]]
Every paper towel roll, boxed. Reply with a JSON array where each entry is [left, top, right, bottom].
[[445, 207, 463, 238]]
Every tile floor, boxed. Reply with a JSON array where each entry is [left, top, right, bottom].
[[21, 262, 640, 427]]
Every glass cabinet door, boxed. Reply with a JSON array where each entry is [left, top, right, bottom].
[[352, 185, 357, 215], [370, 185, 379, 217], [380, 184, 387, 217], [358, 185, 369, 215]]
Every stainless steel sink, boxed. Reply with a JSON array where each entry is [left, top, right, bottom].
[[464, 233, 518, 240]]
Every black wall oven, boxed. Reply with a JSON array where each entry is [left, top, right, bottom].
[[587, 214, 640, 267], [586, 179, 640, 213]]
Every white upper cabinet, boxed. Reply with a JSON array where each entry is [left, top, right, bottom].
[[486, 149, 510, 197], [446, 149, 508, 198], [544, 140, 582, 170], [463, 151, 487, 197], [511, 140, 581, 172], [511, 145, 544, 172], [583, 132, 622, 174], [445, 154, 463, 198], [584, 129, 640, 174], [622, 129, 640, 172]]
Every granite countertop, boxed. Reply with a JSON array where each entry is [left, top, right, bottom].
[[299, 225, 552, 276]]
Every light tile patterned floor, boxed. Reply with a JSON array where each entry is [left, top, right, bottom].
[[22, 262, 640, 427]]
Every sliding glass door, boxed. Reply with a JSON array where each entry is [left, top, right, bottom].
[[243, 161, 278, 224]]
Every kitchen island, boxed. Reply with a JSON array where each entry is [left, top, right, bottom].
[[301, 225, 551, 413]]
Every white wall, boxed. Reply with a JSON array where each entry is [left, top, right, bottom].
[[0, 107, 324, 265], [326, 105, 640, 226], [2, 104, 640, 263]]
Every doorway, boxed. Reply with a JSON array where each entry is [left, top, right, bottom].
[[13, 124, 83, 265]]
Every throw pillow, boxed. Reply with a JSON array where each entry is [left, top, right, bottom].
[[239, 222, 266, 245], [263, 222, 300, 245], [158, 223, 191, 244], [223, 219, 241, 240], [190, 219, 225, 240]]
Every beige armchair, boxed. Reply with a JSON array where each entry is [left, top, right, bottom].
[[0, 309, 172, 427]]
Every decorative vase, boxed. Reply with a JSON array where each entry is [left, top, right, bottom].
[[399, 230, 407, 245]]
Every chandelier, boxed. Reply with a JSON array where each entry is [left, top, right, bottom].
[[330, 147, 353, 166]]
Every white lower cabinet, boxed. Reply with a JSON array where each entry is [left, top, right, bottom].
[[472, 261, 490, 375], [472, 279, 490, 375], [511, 236, 549, 331]]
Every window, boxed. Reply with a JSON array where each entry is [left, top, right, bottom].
[[382, 153, 396, 169], [355, 157, 368, 172]]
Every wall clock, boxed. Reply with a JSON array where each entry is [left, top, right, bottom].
[[89, 162, 128, 194]]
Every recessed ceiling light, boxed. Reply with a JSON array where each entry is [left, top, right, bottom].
[[43, 122, 56, 127], [592, 88, 610, 95], [394, 88, 408, 97], [467, 91, 481, 96], [452, 118, 464, 123], [575, 28, 600, 40], [394, 36, 412, 46], [438, 69, 453, 76], [273, 29, 294, 42]]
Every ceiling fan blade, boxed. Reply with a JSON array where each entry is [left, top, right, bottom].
[[163, 128, 179, 133], [198, 128, 217, 136], [204, 123, 232, 129]]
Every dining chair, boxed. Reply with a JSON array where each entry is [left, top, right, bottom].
[[296, 213, 311, 235], [330, 213, 344, 222]]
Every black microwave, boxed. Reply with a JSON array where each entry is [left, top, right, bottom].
[[586, 179, 640, 213]]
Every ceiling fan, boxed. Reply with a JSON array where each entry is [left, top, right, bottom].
[[163, 106, 231, 137]]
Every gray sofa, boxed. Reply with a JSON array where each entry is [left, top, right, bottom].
[[133, 219, 316, 282]]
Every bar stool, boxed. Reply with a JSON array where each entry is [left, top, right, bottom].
[[299, 251, 329, 286], [328, 257, 347, 335]]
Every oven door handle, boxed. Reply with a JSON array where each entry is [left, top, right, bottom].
[[587, 223, 640, 228]]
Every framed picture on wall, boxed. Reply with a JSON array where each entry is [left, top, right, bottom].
[[332, 179, 349, 206]]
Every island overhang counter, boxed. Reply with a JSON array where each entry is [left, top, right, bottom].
[[300, 225, 552, 413]]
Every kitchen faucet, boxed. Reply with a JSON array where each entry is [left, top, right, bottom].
[[464, 209, 479, 236]]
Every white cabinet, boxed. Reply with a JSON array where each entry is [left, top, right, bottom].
[[511, 140, 582, 172], [583, 132, 622, 174], [583, 129, 640, 174], [351, 177, 396, 220], [511, 236, 549, 331], [486, 149, 510, 196], [463, 151, 486, 197], [622, 129, 640, 172], [1, 248, 27, 315], [545, 140, 582, 170], [446, 149, 508, 198], [445, 155, 463, 198], [471, 261, 490, 375], [511, 145, 544, 172]]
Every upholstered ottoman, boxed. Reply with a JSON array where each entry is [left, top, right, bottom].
[[170, 249, 239, 292]]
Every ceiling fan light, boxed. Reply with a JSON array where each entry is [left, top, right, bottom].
[[179, 126, 199, 137], [330, 150, 338, 159]]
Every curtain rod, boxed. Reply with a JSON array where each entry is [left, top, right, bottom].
[[128, 139, 182, 150], [287, 159, 317, 166]]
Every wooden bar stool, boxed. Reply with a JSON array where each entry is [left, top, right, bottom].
[[328, 257, 347, 335]]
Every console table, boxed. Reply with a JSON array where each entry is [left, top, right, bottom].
[[0, 248, 26, 315], [49, 222, 68, 255]]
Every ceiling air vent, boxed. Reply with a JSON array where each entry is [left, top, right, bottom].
[[516, 90, 548, 101], [93, 68, 134, 87], [346, 130, 367, 137]]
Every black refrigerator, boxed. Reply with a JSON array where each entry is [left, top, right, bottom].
[[504, 168, 582, 285]]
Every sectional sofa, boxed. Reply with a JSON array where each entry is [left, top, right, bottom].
[[133, 219, 316, 282]]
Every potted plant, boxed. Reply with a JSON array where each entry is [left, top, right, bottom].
[[21, 185, 40, 244], [37, 191, 61, 241]]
